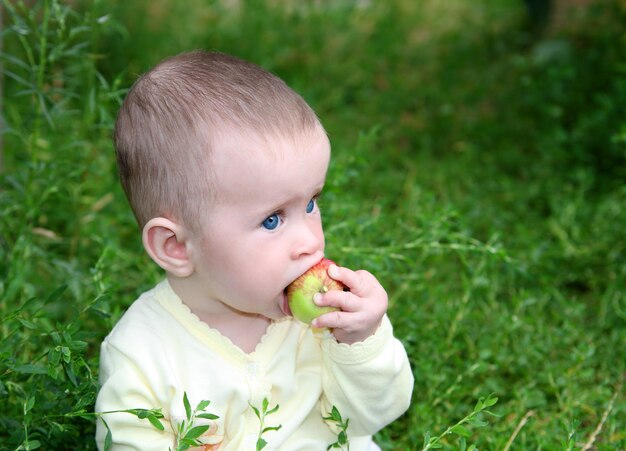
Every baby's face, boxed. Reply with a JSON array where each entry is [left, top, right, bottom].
[[188, 127, 331, 320]]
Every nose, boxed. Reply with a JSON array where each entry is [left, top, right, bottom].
[[290, 218, 324, 260]]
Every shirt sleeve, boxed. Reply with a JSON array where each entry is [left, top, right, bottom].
[[319, 315, 414, 437], [95, 340, 176, 451]]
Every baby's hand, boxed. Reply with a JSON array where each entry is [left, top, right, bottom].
[[312, 264, 388, 344]]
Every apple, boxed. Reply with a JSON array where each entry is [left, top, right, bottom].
[[286, 258, 347, 325]]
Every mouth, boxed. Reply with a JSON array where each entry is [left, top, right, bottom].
[[280, 289, 292, 317], [281, 256, 325, 317]]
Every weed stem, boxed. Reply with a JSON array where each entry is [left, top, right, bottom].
[[581, 377, 623, 451], [503, 410, 535, 451]]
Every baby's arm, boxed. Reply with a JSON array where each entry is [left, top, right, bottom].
[[96, 342, 175, 450], [319, 315, 414, 436], [314, 264, 414, 436]]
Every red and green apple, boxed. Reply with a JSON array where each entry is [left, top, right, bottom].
[[286, 258, 347, 324]]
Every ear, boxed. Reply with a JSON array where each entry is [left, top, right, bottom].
[[142, 217, 194, 278]]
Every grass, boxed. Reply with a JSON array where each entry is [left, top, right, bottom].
[[1, 0, 625, 449]]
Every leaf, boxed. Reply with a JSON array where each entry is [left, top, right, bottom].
[[250, 404, 261, 419], [322, 406, 340, 422], [451, 424, 471, 437], [180, 437, 202, 446], [51, 331, 62, 345], [65, 364, 78, 386], [262, 397, 269, 412], [14, 364, 47, 374], [61, 346, 71, 363], [101, 418, 113, 451], [17, 318, 37, 329], [24, 396, 35, 414], [25, 439, 41, 449], [267, 403, 280, 415], [89, 307, 112, 319], [69, 340, 88, 351], [197, 413, 219, 420], [257, 438, 267, 450], [468, 417, 488, 427], [197, 400, 211, 411], [422, 431, 431, 448], [148, 415, 165, 431], [183, 392, 192, 421], [48, 347, 61, 366], [45, 284, 67, 304], [483, 395, 498, 407], [184, 425, 210, 441]]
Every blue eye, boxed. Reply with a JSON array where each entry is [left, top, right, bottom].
[[262, 213, 281, 230], [306, 199, 316, 213]]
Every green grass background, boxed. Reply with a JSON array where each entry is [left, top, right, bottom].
[[1, 0, 625, 449]]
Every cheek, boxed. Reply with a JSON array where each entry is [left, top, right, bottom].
[[195, 233, 246, 277], [224, 238, 280, 274], [315, 218, 326, 247]]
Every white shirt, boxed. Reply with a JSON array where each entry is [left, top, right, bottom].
[[96, 280, 413, 450]]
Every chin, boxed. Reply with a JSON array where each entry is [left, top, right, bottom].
[[264, 310, 287, 321]]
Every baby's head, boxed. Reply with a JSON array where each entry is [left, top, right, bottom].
[[114, 50, 325, 234]]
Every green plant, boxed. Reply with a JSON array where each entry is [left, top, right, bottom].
[[95, 407, 165, 451], [172, 392, 220, 451], [323, 405, 350, 451], [94, 391, 219, 451], [250, 397, 282, 450], [1, 0, 128, 448], [422, 395, 499, 450]]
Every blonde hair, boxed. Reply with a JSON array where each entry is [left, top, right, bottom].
[[114, 50, 323, 231]]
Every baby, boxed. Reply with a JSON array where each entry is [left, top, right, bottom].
[[96, 50, 413, 450]]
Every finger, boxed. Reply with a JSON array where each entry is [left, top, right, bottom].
[[328, 265, 373, 297], [316, 289, 359, 313], [312, 309, 358, 331]]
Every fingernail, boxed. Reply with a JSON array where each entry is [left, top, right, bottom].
[[328, 264, 338, 278], [313, 293, 322, 305]]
